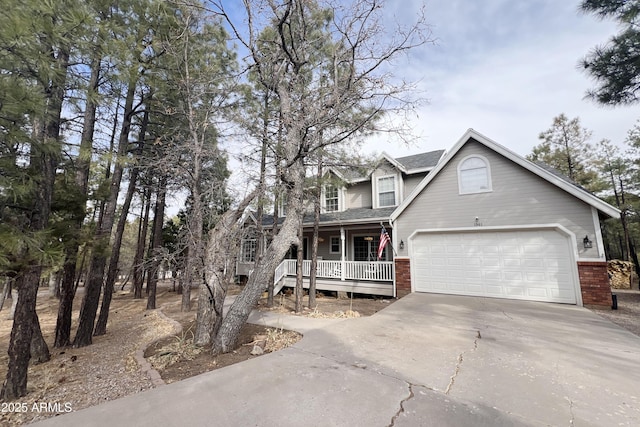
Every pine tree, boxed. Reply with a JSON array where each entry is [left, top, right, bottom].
[[580, 0, 640, 105]]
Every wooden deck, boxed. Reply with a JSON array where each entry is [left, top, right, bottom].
[[279, 276, 394, 296]]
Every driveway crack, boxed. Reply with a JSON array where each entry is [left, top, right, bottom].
[[445, 330, 481, 395], [566, 397, 575, 426], [389, 382, 415, 427]]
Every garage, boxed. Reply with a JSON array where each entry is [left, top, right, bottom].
[[410, 227, 579, 304]]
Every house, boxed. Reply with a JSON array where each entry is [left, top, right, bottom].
[[239, 129, 619, 307]]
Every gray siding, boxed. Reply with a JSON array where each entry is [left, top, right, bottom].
[[371, 160, 401, 207], [394, 141, 599, 258], [403, 174, 427, 200], [372, 160, 397, 178], [347, 181, 372, 209]]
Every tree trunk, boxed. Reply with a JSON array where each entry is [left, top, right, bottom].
[[30, 311, 51, 364], [134, 187, 151, 298], [295, 226, 304, 313], [3, 42, 69, 395], [94, 167, 140, 335], [95, 103, 148, 335], [195, 192, 255, 346], [0, 278, 11, 311], [55, 54, 101, 346], [74, 78, 137, 348], [54, 258, 77, 347], [212, 160, 305, 354], [309, 155, 322, 309], [2, 268, 40, 400], [147, 176, 167, 310]]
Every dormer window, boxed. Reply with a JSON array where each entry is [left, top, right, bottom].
[[458, 155, 492, 194], [377, 175, 397, 207], [324, 185, 339, 212]]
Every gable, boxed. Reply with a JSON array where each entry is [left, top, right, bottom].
[[400, 140, 594, 225], [392, 130, 619, 221], [393, 140, 606, 258]]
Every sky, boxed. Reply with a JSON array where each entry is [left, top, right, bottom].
[[359, 0, 639, 159], [172, 0, 638, 213]]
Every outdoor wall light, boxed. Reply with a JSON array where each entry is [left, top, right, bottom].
[[583, 235, 593, 249], [399, 240, 404, 250]]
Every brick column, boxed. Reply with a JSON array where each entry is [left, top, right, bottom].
[[394, 258, 411, 298], [577, 261, 612, 307]]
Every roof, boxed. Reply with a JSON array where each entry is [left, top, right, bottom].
[[395, 150, 446, 171], [329, 149, 445, 183], [391, 129, 620, 221], [260, 207, 396, 228]]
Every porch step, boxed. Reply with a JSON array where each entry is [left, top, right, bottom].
[[273, 279, 285, 296]]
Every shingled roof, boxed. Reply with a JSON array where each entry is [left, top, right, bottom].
[[260, 207, 396, 227], [332, 149, 445, 183], [395, 150, 446, 171]]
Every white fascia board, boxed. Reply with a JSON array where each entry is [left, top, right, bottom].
[[379, 151, 408, 173], [391, 128, 620, 221]]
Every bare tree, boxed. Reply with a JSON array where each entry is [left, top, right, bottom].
[[206, 0, 431, 354]]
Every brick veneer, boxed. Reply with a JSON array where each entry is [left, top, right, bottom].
[[394, 258, 411, 298], [577, 261, 611, 307]]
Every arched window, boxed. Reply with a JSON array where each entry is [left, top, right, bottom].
[[458, 155, 492, 194]]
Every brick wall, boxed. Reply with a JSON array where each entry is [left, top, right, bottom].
[[395, 258, 411, 298], [577, 261, 611, 307]]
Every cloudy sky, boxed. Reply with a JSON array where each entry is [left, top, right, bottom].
[[361, 0, 639, 158]]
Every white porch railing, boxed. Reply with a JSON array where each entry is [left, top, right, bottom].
[[274, 259, 394, 284]]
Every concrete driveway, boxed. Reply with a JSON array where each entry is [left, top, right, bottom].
[[35, 294, 640, 427]]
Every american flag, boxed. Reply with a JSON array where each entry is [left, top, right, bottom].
[[377, 226, 391, 260]]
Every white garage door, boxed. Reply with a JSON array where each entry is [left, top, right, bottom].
[[411, 229, 577, 304]]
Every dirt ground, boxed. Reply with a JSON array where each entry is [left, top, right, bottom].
[[590, 291, 640, 336], [0, 282, 390, 426]]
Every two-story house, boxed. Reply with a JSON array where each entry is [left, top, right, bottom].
[[236, 148, 445, 296], [238, 129, 619, 307]]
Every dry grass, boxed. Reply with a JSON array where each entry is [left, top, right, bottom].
[[263, 327, 301, 353], [147, 328, 203, 371]]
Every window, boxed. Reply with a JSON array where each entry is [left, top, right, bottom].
[[325, 185, 339, 212], [377, 176, 396, 207], [241, 239, 257, 263], [353, 236, 387, 261], [458, 155, 491, 194], [330, 236, 340, 254]]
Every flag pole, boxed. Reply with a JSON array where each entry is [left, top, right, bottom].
[[380, 222, 397, 257]]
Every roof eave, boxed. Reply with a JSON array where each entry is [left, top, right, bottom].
[[391, 128, 620, 221]]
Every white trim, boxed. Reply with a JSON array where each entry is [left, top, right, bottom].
[[322, 184, 341, 213], [240, 238, 257, 263], [577, 257, 608, 263], [591, 207, 605, 259], [391, 129, 620, 221], [457, 154, 493, 195], [340, 227, 346, 281], [351, 232, 389, 262], [407, 223, 583, 306], [374, 174, 399, 208], [379, 152, 408, 173], [329, 235, 341, 254]]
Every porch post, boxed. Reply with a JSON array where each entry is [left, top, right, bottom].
[[340, 226, 346, 281]]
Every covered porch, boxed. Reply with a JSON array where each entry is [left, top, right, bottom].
[[273, 218, 397, 297], [274, 259, 394, 297], [237, 210, 398, 296]]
